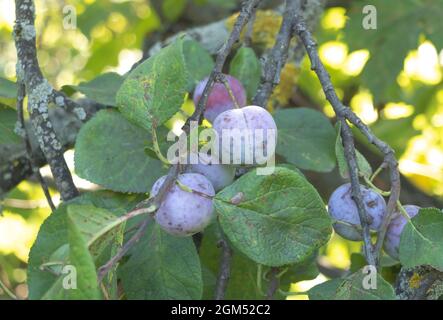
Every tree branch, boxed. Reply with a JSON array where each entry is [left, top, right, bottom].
[[395, 266, 443, 300], [13, 0, 78, 201], [16, 81, 55, 210], [0, 99, 102, 199], [188, 0, 262, 125], [253, 0, 299, 107], [97, 217, 150, 283], [293, 16, 401, 266], [214, 227, 233, 300]]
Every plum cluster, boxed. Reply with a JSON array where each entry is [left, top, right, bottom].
[[152, 74, 277, 236], [327, 183, 421, 260]]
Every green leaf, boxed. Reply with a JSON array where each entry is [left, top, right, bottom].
[[335, 269, 396, 300], [275, 108, 336, 172], [350, 253, 368, 273], [183, 39, 214, 91], [344, 0, 443, 100], [335, 122, 372, 178], [27, 191, 142, 300], [116, 39, 188, 130], [215, 167, 332, 266], [0, 78, 17, 107], [279, 252, 319, 287], [162, 0, 188, 22], [74, 109, 168, 193], [119, 220, 203, 299], [0, 105, 21, 145], [309, 269, 396, 300], [399, 208, 443, 271], [65, 204, 130, 259], [308, 278, 343, 300], [199, 224, 264, 299], [66, 208, 101, 300], [229, 47, 261, 100], [64, 72, 124, 106]]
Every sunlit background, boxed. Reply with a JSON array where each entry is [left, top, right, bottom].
[[0, 1, 442, 299]]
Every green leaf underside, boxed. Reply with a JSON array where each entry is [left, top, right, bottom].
[[65, 72, 124, 106], [183, 39, 214, 91], [119, 221, 203, 300], [67, 209, 102, 300], [275, 108, 336, 172], [344, 0, 443, 101], [309, 269, 396, 300], [74, 109, 167, 193], [66, 204, 126, 259], [0, 105, 22, 145], [399, 208, 443, 271], [0, 77, 18, 106], [229, 47, 261, 100], [27, 191, 142, 300], [116, 39, 188, 131], [215, 167, 332, 266]]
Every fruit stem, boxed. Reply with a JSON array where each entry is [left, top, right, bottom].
[[257, 264, 265, 296], [0, 278, 17, 300], [220, 75, 241, 109], [151, 122, 170, 165], [276, 267, 289, 278], [363, 176, 391, 196], [370, 162, 387, 182], [176, 179, 214, 199], [396, 200, 411, 221]]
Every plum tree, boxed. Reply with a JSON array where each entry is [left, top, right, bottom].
[[150, 173, 215, 236], [328, 183, 387, 241], [193, 74, 247, 123], [212, 105, 277, 165], [383, 205, 421, 260], [187, 153, 236, 192]]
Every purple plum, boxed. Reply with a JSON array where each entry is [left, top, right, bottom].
[[193, 74, 247, 123], [212, 105, 277, 166], [328, 183, 387, 241], [151, 173, 215, 236], [383, 205, 421, 260], [187, 153, 236, 192]]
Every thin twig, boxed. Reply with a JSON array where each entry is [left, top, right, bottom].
[[187, 0, 262, 126], [214, 227, 233, 300], [16, 82, 55, 211], [97, 217, 150, 283], [293, 16, 401, 266], [13, 0, 78, 201], [253, 0, 300, 107], [243, 10, 256, 47], [339, 120, 376, 265]]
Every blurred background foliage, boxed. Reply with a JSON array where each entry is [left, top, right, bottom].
[[0, 0, 442, 299]]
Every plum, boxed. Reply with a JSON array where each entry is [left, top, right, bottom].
[[193, 74, 247, 123], [328, 183, 387, 241], [383, 205, 420, 260], [187, 153, 236, 192], [151, 173, 215, 236], [212, 105, 277, 166]]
